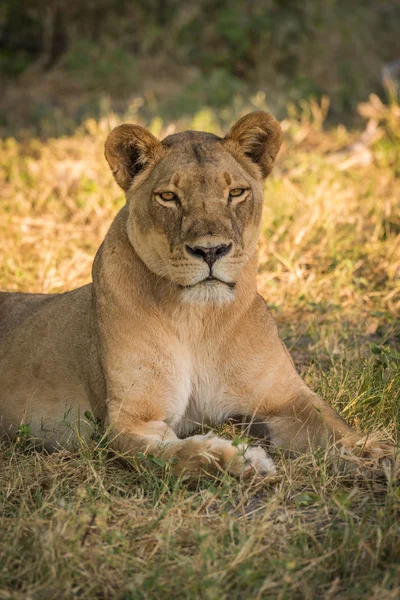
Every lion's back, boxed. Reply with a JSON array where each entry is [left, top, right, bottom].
[[0, 286, 95, 349], [0, 284, 102, 401], [0, 291, 58, 341]]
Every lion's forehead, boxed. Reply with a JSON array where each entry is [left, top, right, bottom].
[[152, 145, 251, 196], [170, 169, 233, 198], [161, 130, 222, 148]]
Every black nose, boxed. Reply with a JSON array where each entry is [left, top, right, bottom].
[[185, 243, 232, 268]]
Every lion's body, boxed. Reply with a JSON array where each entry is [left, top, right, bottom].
[[0, 113, 395, 476], [0, 208, 296, 452], [0, 286, 101, 446]]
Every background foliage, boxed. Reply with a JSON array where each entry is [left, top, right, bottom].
[[1, 0, 400, 134]]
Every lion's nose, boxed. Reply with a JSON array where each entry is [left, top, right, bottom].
[[185, 243, 232, 268]]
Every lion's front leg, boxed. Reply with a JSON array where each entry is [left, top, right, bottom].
[[251, 389, 354, 453], [228, 298, 397, 470], [243, 387, 397, 470], [101, 343, 275, 479], [106, 409, 276, 479]]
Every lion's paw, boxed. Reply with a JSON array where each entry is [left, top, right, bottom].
[[339, 434, 399, 479], [239, 445, 276, 477], [199, 435, 276, 477]]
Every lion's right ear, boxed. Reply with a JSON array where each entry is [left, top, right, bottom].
[[105, 124, 163, 191]]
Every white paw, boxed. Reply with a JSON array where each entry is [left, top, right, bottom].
[[195, 434, 276, 477], [240, 445, 276, 476]]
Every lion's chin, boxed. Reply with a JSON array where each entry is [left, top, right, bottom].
[[180, 280, 236, 306]]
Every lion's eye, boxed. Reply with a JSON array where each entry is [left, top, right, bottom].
[[228, 188, 248, 203], [159, 191, 177, 202], [155, 191, 180, 207], [230, 188, 245, 197]]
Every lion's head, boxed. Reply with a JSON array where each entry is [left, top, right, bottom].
[[105, 112, 282, 304]]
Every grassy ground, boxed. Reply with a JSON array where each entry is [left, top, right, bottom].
[[1, 94, 400, 598]]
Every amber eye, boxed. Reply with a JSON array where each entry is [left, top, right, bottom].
[[229, 188, 247, 201], [158, 191, 178, 202], [156, 191, 180, 207], [230, 188, 245, 196]]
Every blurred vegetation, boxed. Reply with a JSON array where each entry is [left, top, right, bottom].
[[1, 0, 400, 136]]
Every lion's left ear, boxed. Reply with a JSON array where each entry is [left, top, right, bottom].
[[224, 111, 282, 178]]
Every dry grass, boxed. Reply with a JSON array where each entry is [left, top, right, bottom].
[[1, 95, 400, 598]]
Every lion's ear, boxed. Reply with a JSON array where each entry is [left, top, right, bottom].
[[224, 112, 282, 178], [105, 124, 163, 191]]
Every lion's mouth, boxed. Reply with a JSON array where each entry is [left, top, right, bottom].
[[178, 276, 236, 290]]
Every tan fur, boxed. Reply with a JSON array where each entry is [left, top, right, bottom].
[[0, 112, 395, 478]]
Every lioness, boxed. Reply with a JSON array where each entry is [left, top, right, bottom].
[[0, 112, 395, 477]]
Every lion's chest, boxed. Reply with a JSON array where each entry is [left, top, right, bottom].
[[166, 349, 233, 437]]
